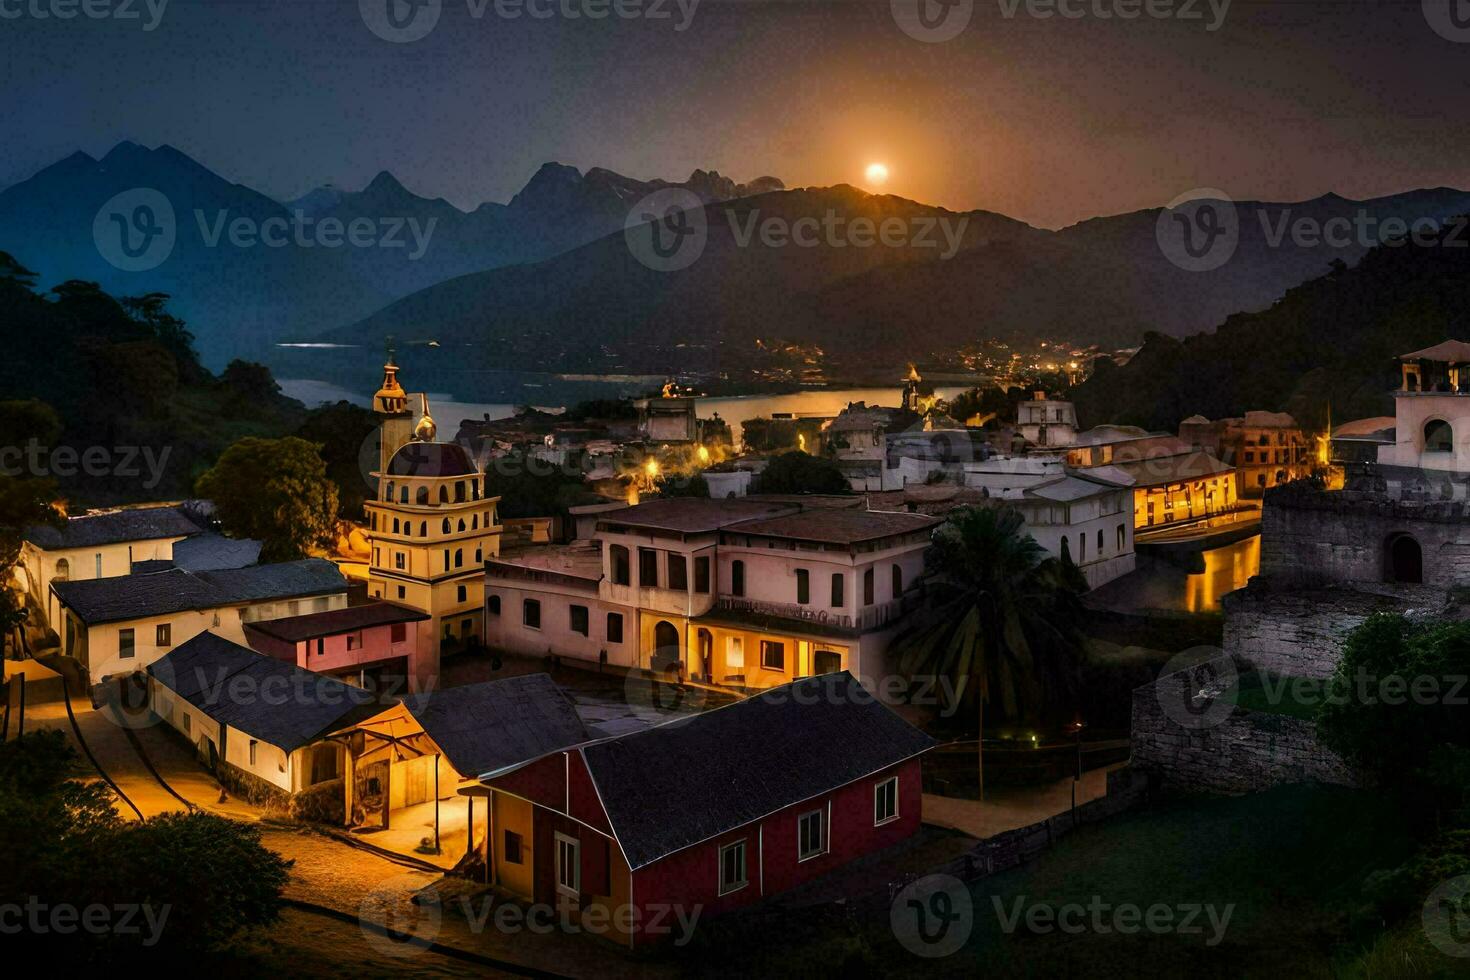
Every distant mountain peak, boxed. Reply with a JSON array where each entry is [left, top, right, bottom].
[[365, 170, 410, 195]]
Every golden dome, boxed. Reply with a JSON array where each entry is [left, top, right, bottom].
[[413, 393, 436, 442]]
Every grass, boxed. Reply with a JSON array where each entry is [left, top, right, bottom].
[[1230, 670, 1323, 722]]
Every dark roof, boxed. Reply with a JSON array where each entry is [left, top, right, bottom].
[[26, 506, 202, 550], [402, 674, 590, 778], [726, 508, 940, 544], [1401, 339, 1470, 362], [598, 498, 799, 534], [52, 559, 347, 626], [147, 632, 383, 753], [1106, 450, 1234, 487], [579, 671, 936, 869], [171, 533, 261, 572], [244, 600, 429, 643], [130, 559, 175, 575], [387, 441, 476, 477]]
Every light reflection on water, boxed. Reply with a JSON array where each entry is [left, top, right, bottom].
[[1183, 535, 1261, 613], [1106, 536, 1261, 614]]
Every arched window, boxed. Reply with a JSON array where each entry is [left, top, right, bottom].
[[1425, 419, 1454, 453], [455, 548, 463, 568], [458, 519, 466, 532], [455, 481, 466, 503], [54, 558, 69, 581], [439, 486, 449, 504], [488, 594, 501, 616], [418, 521, 427, 537], [472, 514, 479, 529], [392, 518, 400, 534], [399, 485, 408, 503], [417, 486, 429, 505], [442, 518, 451, 534], [384, 481, 394, 502]]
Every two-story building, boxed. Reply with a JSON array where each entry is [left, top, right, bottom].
[[242, 600, 431, 693], [483, 498, 940, 690], [1016, 393, 1079, 448]]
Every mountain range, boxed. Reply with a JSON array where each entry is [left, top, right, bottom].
[[5, 142, 1470, 381]]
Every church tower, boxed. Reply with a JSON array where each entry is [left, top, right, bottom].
[[365, 356, 501, 689]]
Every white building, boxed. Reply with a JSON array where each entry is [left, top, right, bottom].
[[1017, 393, 1079, 448], [1379, 340, 1470, 476]]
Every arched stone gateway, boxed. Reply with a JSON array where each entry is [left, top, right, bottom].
[[652, 620, 682, 673], [1386, 533, 1423, 584]]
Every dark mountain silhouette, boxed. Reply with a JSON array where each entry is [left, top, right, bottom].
[[1070, 225, 1470, 432], [0, 143, 785, 366]]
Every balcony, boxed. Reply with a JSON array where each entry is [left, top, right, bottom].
[[710, 588, 922, 634]]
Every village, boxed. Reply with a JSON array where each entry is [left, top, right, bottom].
[[2, 340, 1467, 975]]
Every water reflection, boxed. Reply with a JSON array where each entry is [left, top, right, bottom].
[[1098, 536, 1260, 614]]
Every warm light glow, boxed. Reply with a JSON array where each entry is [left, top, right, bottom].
[[798, 433, 807, 451], [644, 458, 659, 477], [697, 444, 710, 464], [865, 162, 889, 187]]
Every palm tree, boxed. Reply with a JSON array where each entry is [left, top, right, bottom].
[[891, 505, 1089, 800]]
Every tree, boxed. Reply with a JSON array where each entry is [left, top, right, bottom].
[[655, 472, 709, 498], [751, 451, 850, 495], [1317, 614, 1470, 822], [888, 505, 1088, 799], [0, 732, 291, 964], [294, 400, 378, 521], [196, 437, 338, 562]]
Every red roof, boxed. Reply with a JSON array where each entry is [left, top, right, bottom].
[[244, 600, 428, 643]]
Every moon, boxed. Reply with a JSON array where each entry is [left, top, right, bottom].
[[865, 162, 889, 187]]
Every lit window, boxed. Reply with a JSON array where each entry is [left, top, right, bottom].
[[760, 640, 785, 671], [718, 839, 748, 895], [155, 623, 171, 647]]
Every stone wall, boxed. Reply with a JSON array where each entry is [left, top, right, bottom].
[[1131, 659, 1357, 794], [1221, 581, 1424, 679], [1260, 484, 1470, 587]]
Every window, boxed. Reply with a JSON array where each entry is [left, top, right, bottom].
[[555, 832, 580, 897], [863, 568, 874, 605], [1425, 418, 1454, 453], [391, 622, 407, 643], [718, 840, 748, 895], [95, 554, 102, 578], [182, 712, 191, 735], [667, 554, 688, 590], [454, 548, 463, 568], [874, 776, 899, 825], [638, 548, 659, 588], [610, 545, 631, 586], [892, 564, 903, 598], [462, 617, 472, 636], [443, 549, 450, 570], [457, 584, 467, 603], [316, 638, 325, 657], [1097, 529, 1104, 554], [523, 599, 541, 629], [798, 809, 827, 861], [347, 632, 362, 651], [731, 560, 745, 597], [760, 639, 785, 671], [570, 604, 589, 636], [156, 623, 171, 647], [249, 740, 258, 767], [504, 830, 524, 864], [487, 594, 501, 616], [54, 558, 69, 581], [1078, 534, 1086, 561], [395, 552, 406, 571], [694, 556, 711, 593], [831, 573, 845, 607], [397, 585, 406, 600], [1117, 524, 1126, 550], [607, 612, 624, 644], [796, 568, 810, 604], [814, 649, 842, 674], [119, 628, 135, 659]]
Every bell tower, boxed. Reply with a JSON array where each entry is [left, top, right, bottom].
[[374, 339, 414, 498]]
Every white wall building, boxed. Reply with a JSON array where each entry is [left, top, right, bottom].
[[1379, 340, 1470, 476], [1017, 393, 1080, 448]]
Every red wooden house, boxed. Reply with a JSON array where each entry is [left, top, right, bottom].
[[465, 670, 935, 948]]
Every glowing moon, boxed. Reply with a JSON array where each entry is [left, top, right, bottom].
[[865, 162, 889, 187]]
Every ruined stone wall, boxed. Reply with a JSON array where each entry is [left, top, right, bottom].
[[1259, 486, 1470, 587], [1131, 661, 1357, 794], [1221, 583, 1419, 679]]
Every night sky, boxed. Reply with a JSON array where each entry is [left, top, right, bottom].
[[2, 0, 1468, 228]]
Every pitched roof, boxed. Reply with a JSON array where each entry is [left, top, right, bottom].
[[1401, 339, 1470, 362], [243, 600, 429, 644], [597, 498, 799, 534], [578, 671, 936, 869], [726, 508, 939, 545], [402, 674, 590, 778], [52, 559, 347, 626], [171, 533, 262, 572], [1333, 416, 1396, 440], [147, 632, 382, 753], [26, 506, 203, 550], [1106, 450, 1234, 487]]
